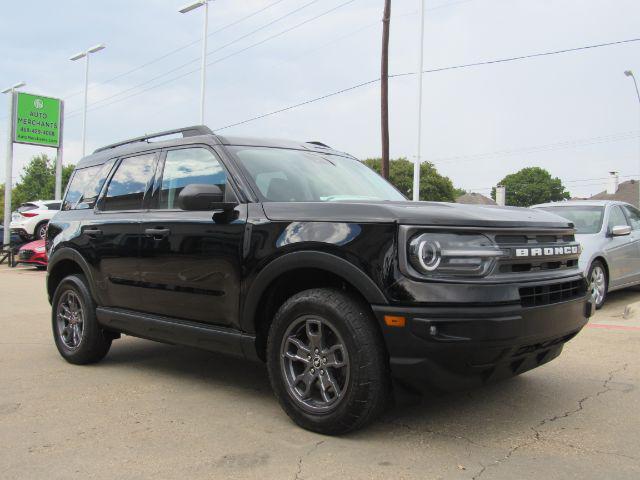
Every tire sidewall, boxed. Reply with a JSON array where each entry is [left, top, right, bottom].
[[589, 261, 607, 309], [51, 274, 108, 362], [267, 290, 382, 432]]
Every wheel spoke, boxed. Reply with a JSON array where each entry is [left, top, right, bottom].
[[305, 319, 323, 349], [287, 337, 310, 356], [294, 370, 315, 399], [323, 344, 346, 368], [284, 351, 310, 364]]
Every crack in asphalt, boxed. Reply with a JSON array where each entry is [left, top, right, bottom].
[[293, 440, 325, 480], [385, 418, 487, 448], [471, 363, 631, 479]]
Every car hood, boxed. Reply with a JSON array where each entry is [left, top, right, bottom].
[[262, 201, 574, 229], [20, 239, 45, 251]]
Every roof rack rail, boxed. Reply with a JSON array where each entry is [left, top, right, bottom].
[[93, 125, 214, 154], [306, 141, 332, 149]]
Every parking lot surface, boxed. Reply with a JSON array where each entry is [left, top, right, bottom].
[[1, 265, 639, 479]]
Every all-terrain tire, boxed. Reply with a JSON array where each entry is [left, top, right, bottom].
[[267, 288, 390, 435], [51, 274, 111, 364]]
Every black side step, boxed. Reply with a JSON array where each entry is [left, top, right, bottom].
[[96, 307, 259, 361]]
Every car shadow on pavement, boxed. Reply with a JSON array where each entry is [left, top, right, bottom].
[[100, 336, 553, 438]]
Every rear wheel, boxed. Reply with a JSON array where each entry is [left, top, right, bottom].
[[35, 221, 48, 240], [267, 288, 389, 434], [52, 274, 111, 364], [588, 260, 608, 309]]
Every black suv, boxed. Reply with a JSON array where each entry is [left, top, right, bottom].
[[47, 126, 592, 434]]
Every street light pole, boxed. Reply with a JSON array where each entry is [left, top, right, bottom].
[[2, 81, 26, 247], [180, 0, 210, 125], [70, 44, 106, 158], [413, 0, 425, 201], [624, 70, 640, 208]]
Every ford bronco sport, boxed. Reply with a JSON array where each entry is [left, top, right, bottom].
[[47, 126, 593, 434]]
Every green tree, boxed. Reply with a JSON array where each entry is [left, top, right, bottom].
[[491, 167, 570, 207], [363, 158, 456, 202], [11, 154, 74, 209]]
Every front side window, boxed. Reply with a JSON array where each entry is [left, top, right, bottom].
[[229, 146, 405, 202], [608, 206, 628, 231], [102, 154, 156, 211], [539, 206, 604, 234], [157, 148, 227, 209], [622, 205, 640, 230]]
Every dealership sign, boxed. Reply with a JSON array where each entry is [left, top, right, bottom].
[[14, 92, 62, 147]]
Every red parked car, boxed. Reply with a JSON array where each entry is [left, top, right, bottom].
[[17, 239, 47, 269]]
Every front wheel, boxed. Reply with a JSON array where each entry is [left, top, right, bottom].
[[267, 288, 389, 435], [588, 260, 608, 309]]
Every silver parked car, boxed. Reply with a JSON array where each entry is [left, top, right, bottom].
[[532, 200, 640, 308]]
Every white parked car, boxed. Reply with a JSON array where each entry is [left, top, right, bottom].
[[10, 200, 62, 240]]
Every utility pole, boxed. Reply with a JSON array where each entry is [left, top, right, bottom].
[[414, 0, 425, 201], [380, 0, 391, 179], [624, 70, 640, 208], [180, 0, 210, 125]]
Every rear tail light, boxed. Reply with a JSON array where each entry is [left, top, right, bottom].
[[21, 212, 38, 217]]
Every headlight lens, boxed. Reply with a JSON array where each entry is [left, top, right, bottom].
[[408, 233, 504, 278]]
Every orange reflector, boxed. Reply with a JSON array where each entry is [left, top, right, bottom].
[[384, 315, 406, 327]]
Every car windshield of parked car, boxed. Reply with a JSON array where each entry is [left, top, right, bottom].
[[230, 146, 405, 202], [538, 206, 604, 234]]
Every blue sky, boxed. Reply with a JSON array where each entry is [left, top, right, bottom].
[[1, 0, 639, 198]]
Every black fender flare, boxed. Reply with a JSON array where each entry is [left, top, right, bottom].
[[240, 251, 388, 332], [47, 247, 100, 304]]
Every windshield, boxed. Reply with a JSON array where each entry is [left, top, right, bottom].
[[538, 206, 604, 234], [230, 146, 405, 202]]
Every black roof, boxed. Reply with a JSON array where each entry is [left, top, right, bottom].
[[76, 125, 352, 169]]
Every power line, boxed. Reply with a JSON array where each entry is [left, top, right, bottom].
[[62, 0, 290, 100], [212, 36, 640, 130], [65, 0, 328, 116], [65, 0, 357, 118]]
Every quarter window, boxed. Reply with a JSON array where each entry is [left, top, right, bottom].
[[157, 148, 228, 209], [102, 154, 156, 211]]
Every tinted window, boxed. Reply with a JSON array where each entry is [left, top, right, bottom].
[[622, 205, 640, 230], [538, 206, 604, 234], [158, 148, 227, 209], [46, 203, 61, 210], [230, 147, 405, 202], [102, 154, 156, 211], [62, 160, 115, 210], [608, 206, 628, 230], [17, 203, 38, 213]]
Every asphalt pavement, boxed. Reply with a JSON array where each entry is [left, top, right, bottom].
[[1, 265, 638, 479]]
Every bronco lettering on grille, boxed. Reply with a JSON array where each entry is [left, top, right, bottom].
[[515, 245, 579, 258]]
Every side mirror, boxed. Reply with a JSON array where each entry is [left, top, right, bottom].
[[611, 225, 632, 236], [177, 184, 236, 211]]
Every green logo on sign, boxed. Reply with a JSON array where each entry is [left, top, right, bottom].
[[14, 92, 61, 147]]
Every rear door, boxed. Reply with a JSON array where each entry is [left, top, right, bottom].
[[89, 151, 159, 311], [137, 145, 246, 326]]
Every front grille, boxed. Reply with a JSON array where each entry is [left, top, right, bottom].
[[519, 280, 585, 307], [491, 232, 579, 276], [19, 249, 34, 260]]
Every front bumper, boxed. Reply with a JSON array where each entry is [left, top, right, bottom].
[[373, 294, 592, 391]]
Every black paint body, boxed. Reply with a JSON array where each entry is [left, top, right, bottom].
[[47, 130, 592, 389]]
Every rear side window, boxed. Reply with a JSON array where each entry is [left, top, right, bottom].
[[157, 148, 227, 209], [62, 160, 114, 210], [46, 203, 61, 210], [102, 153, 156, 211]]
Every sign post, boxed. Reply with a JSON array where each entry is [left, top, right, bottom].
[[3, 92, 16, 247], [2, 91, 64, 247]]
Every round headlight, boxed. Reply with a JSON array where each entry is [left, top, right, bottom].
[[409, 236, 442, 272]]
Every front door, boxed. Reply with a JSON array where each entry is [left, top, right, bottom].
[[137, 146, 246, 326], [604, 205, 637, 287]]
